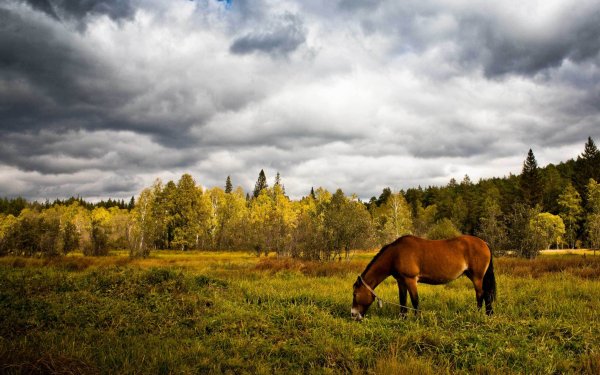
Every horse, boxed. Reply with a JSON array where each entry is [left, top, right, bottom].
[[351, 235, 496, 321]]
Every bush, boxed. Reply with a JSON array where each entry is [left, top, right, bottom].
[[426, 218, 461, 240]]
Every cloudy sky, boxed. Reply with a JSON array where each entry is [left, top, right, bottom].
[[1, 0, 599, 201]]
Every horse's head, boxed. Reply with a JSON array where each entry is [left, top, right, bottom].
[[351, 276, 376, 321]]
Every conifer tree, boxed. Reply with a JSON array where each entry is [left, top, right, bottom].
[[225, 176, 233, 194], [128, 196, 135, 210], [520, 149, 542, 207], [274, 172, 286, 195], [575, 137, 600, 195], [253, 170, 268, 198]]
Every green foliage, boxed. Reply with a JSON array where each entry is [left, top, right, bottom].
[[506, 203, 541, 259], [413, 203, 437, 237], [586, 179, 600, 252], [371, 191, 413, 244], [426, 218, 461, 240], [476, 187, 508, 253], [521, 149, 542, 207], [253, 169, 268, 198], [130, 188, 155, 258], [529, 212, 565, 250], [574, 137, 600, 195], [84, 208, 110, 256], [558, 183, 583, 249], [225, 175, 233, 194], [2, 137, 600, 259]]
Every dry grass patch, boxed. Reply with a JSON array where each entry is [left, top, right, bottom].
[[254, 257, 366, 277], [496, 256, 600, 279]]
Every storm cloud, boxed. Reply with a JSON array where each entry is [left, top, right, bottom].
[[230, 13, 306, 57], [1, 0, 599, 201], [22, 0, 135, 22]]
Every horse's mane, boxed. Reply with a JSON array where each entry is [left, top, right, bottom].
[[361, 235, 413, 276]]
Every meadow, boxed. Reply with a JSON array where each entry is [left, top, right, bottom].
[[0, 251, 599, 374]]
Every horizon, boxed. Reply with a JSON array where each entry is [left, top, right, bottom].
[[1, 141, 590, 204]]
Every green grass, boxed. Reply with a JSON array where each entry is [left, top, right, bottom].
[[0, 252, 599, 374]]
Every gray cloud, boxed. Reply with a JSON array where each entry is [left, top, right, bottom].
[[334, 0, 600, 78], [22, 0, 135, 22], [230, 13, 306, 56], [464, 11, 600, 77], [1, 0, 600, 201]]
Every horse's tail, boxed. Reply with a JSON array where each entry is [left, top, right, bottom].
[[483, 249, 496, 303]]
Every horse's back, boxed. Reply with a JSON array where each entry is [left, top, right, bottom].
[[392, 235, 490, 283]]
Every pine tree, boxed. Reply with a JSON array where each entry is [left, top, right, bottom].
[[253, 170, 268, 198], [575, 137, 600, 196], [310, 187, 316, 200], [376, 187, 392, 207], [520, 149, 542, 207], [128, 196, 135, 210], [225, 176, 233, 194], [274, 172, 285, 195]]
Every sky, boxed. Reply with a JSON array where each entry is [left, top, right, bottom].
[[1, 0, 599, 201]]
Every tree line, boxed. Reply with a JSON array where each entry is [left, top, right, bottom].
[[1, 137, 599, 260]]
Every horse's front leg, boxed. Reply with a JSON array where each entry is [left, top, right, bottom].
[[396, 279, 408, 316]]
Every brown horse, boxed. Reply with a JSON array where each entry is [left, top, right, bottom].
[[351, 235, 496, 320]]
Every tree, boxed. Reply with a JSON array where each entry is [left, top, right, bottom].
[[541, 164, 566, 214], [128, 196, 135, 210], [270, 183, 295, 256], [85, 207, 110, 256], [376, 187, 392, 207], [62, 221, 79, 253], [107, 207, 132, 249], [574, 137, 600, 196], [248, 189, 275, 256], [476, 187, 508, 254], [225, 176, 233, 194], [130, 188, 155, 258], [586, 179, 600, 254], [586, 178, 600, 214], [0, 214, 18, 256], [558, 183, 583, 249], [506, 203, 541, 258], [171, 174, 211, 250], [253, 169, 268, 198], [426, 218, 461, 240], [291, 195, 321, 260], [323, 189, 373, 260], [373, 191, 412, 244], [274, 172, 285, 196], [216, 187, 248, 250], [529, 212, 565, 250], [413, 203, 437, 237], [520, 149, 542, 207]]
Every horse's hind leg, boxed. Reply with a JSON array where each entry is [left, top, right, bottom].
[[472, 277, 485, 310], [484, 294, 493, 315], [466, 271, 484, 310], [406, 277, 419, 314], [396, 279, 408, 316]]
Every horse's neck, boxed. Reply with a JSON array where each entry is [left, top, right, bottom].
[[362, 263, 391, 290]]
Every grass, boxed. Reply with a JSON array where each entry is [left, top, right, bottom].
[[0, 251, 599, 374]]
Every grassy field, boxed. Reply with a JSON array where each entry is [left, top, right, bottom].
[[0, 251, 599, 374]]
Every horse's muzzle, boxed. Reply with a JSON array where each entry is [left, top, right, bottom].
[[351, 308, 363, 321]]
